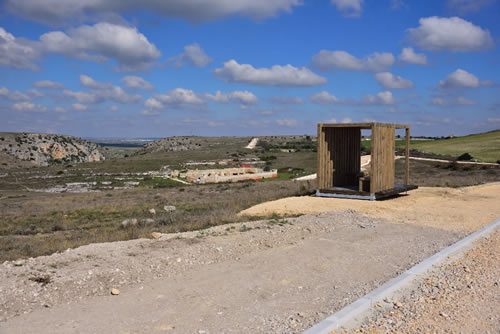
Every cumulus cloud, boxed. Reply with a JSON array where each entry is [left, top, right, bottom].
[[40, 23, 161, 71], [205, 90, 258, 105], [154, 88, 204, 106], [12, 101, 47, 112], [214, 59, 327, 87], [28, 89, 44, 97], [33, 80, 64, 89], [167, 43, 213, 68], [408, 16, 494, 51], [311, 50, 394, 72], [447, 0, 496, 14], [398, 47, 427, 65], [1, 23, 160, 72], [330, 0, 363, 17], [431, 96, 477, 106], [121, 76, 154, 90], [269, 96, 303, 104], [375, 72, 414, 89], [0, 27, 41, 70], [54, 106, 66, 113], [72, 103, 88, 111], [362, 91, 396, 105], [140, 109, 160, 116], [276, 119, 298, 126], [144, 98, 164, 110], [64, 74, 142, 104], [0, 87, 31, 101], [5, 0, 301, 24], [438, 69, 483, 89], [309, 91, 339, 104]]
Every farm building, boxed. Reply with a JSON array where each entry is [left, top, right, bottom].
[[316, 122, 417, 200]]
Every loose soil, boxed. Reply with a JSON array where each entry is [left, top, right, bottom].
[[0, 211, 462, 333], [353, 229, 500, 333], [240, 183, 500, 233]]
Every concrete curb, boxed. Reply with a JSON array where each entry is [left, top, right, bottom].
[[303, 218, 500, 334]]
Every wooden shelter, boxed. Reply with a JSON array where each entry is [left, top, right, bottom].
[[316, 122, 417, 200]]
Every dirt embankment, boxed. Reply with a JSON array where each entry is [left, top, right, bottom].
[[240, 183, 500, 233]]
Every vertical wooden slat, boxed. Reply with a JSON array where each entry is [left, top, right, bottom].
[[317, 124, 324, 189], [405, 127, 410, 185], [370, 124, 376, 194]]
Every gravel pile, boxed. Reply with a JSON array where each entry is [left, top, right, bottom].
[[353, 229, 500, 333]]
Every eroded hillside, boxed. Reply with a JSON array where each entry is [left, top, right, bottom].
[[0, 132, 105, 167]]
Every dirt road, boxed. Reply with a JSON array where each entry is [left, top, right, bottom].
[[0, 212, 460, 333], [240, 183, 500, 233]]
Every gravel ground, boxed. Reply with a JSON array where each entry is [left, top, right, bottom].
[[350, 229, 500, 334], [240, 183, 500, 233], [0, 211, 462, 333]]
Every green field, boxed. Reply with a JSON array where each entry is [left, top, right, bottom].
[[410, 130, 500, 163]]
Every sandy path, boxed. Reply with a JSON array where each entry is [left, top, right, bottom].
[[0, 212, 460, 334], [240, 183, 500, 233]]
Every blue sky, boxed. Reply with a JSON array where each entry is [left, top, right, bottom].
[[0, 0, 499, 138]]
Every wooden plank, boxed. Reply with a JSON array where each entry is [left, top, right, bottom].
[[319, 122, 409, 129], [405, 127, 410, 185], [370, 124, 376, 193], [371, 125, 395, 193], [317, 124, 324, 189]]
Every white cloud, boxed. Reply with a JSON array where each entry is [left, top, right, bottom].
[[54, 106, 66, 113], [398, 47, 427, 65], [362, 91, 396, 105], [214, 59, 327, 87], [168, 43, 213, 68], [448, 0, 496, 14], [154, 88, 204, 105], [63, 75, 142, 104], [12, 101, 47, 112], [5, 0, 301, 24], [324, 118, 337, 123], [121, 76, 154, 90], [110, 105, 118, 111], [309, 91, 339, 104], [72, 103, 88, 111], [276, 119, 298, 126], [205, 90, 258, 105], [311, 50, 394, 72], [33, 80, 64, 89], [330, 0, 363, 17], [431, 96, 477, 106], [27, 89, 44, 97], [408, 16, 494, 51], [375, 72, 414, 89], [140, 109, 160, 116], [80, 74, 102, 88], [144, 98, 164, 109], [0, 27, 40, 70], [0, 87, 31, 101], [438, 69, 481, 88], [40, 23, 161, 71], [269, 96, 303, 104], [341, 117, 353, 123]]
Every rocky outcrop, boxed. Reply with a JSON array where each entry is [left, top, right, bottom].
[[0, 133, 105, 166], [135, 136, 202, 155]]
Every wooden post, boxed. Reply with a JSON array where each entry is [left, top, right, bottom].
[[405, 127, 410, 185], [317, 124, 323, 189]]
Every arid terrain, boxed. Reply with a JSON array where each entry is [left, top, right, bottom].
[[0, 132, 499, 333]]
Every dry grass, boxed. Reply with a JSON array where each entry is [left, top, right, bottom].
[[0, 180, 315, 262]]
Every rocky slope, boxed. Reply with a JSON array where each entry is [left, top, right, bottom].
[[0, 132, 105, 167], [134, 136, 202, 155]]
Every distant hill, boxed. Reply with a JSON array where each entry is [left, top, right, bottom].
[[0, 132, 106, 167], [410, 130, 500, 163], [134, 136, 203, 155]]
